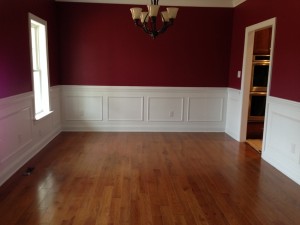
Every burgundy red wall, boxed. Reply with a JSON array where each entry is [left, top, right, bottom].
[[57, 3, 233, 87], [3, 1, 299, 102], [229, 0, 300, 102], [0, 0, 59, 98]]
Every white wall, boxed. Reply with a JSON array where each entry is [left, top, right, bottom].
[[225, 88, 242, 141], [225, 88, 300, 185], [0, 86, 61, 186], [61, 86, 227, 132], [262, 96, 300, 185]]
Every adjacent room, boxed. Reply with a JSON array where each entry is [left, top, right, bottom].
[[0, 0, 300, 224]]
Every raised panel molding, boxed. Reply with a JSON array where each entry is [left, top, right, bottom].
[[3, 85, 300, 188], [148, 97, 184, 122], [267, 112, 300, 164], [188, 97, 223, 122], [0, 107, 33, 164], [64, 96, 103, 121], [61, 86, 227, 132], [108, 97, 143, 121], [262, 96, 300, 185], [0, 86, 61, 186], [2, 86, 300, 187]]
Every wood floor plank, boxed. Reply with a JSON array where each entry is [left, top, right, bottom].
[[0, 132, 300, 225]]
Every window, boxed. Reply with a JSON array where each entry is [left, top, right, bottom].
[[29, 13, 51, 120]]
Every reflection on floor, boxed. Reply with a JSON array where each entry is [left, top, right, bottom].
[[246, 139, 262, 153]]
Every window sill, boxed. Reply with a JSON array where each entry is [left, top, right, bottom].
[[34, 111, 53, 121]]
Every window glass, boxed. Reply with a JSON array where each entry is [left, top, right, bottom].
[[29, 13, 51, 120]]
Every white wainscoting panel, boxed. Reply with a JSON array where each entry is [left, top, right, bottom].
[[0, 86, 61, 186], [188, 97, 223, 122], [262, 96, 300, 185], [64, 96, 103, 121], [50, 88, 62, 129], [108, 97, 143, 121], [148, 97, 183, 122], [225, 88, 242, 141], [61, 86, 227, 132], [0, 107, 32, 164], [3, 85, 300, 187]]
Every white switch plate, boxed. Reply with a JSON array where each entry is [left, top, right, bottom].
[[237, 71, 241, 78]]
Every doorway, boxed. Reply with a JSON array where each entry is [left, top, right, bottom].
[[239, 18, 276, 153]]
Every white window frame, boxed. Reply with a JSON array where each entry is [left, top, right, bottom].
[[28, 13, 52, 120]]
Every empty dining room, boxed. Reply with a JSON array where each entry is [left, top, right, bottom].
[[1, 0, 300, 225]]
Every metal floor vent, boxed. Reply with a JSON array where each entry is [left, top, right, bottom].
[[23, 167, 35, 176]]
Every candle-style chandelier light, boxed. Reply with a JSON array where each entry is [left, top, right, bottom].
[[130, 0, 179, 39]]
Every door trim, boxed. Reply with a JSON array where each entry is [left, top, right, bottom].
[[239, 18, 276, 144]]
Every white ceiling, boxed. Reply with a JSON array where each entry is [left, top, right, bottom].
[[55, 0, 246, 8]]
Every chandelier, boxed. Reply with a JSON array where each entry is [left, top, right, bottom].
[[130, 0, 179, 39]]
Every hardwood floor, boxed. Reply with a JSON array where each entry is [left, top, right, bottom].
[[0, 132, 300, 225]]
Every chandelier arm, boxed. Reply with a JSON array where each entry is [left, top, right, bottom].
[[142, 23, 153, 35], [156, 17, 174, 35], [134, 19, 151, 34], [157, 23, 170, 34], [133, 20, 143, 29], [134, 18, 159, 38]]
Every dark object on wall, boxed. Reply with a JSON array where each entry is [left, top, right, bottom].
[[23, 167, 35, 176]]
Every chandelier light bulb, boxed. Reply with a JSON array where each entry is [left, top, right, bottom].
[[167, 7, 179, 19], [130, 8, 142, 20], [140, 12, 149, 23], [147, 5, 160, 17], [161, 11, 170, 22]]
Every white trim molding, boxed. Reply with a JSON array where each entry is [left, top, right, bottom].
[[225, 88, 242, 141], [2, 85, 300, 187], [0, 86, 61, 186], [262, 96, 300, 185], [239, 17, 276, 142], [232, 0, 246, 7], [61, 85, 227, 132]]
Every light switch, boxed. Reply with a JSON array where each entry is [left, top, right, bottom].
[[237, 70, 241, 78]]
